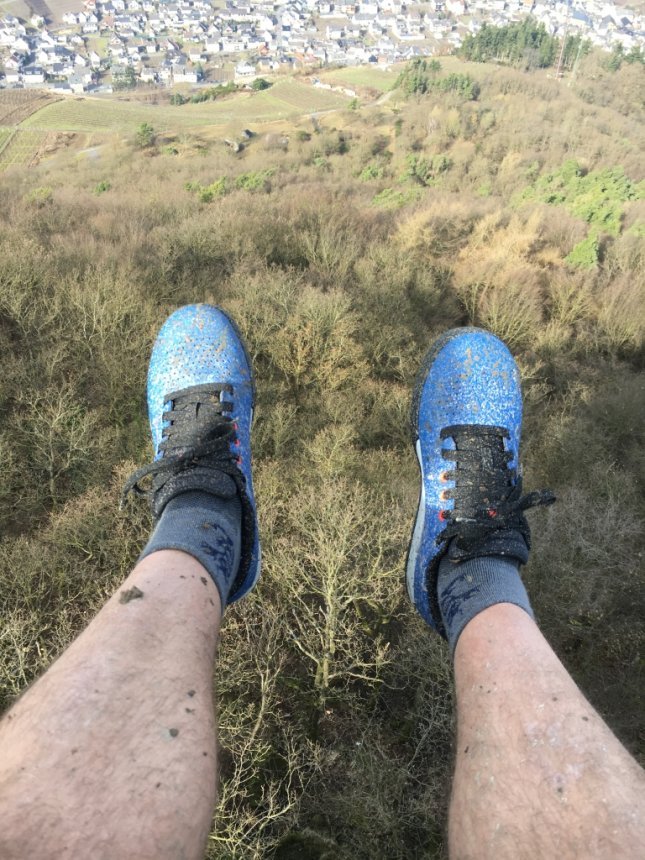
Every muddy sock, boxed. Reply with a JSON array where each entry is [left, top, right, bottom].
[[437, 552, 534, 656], [139, 491, 242, 608]]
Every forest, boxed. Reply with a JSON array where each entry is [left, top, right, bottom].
[[0, 44, 643, 858]]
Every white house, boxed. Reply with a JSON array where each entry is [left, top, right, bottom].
[[24, 65, 46, 83]]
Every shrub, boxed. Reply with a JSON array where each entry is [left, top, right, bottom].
[[372, 186, 421, 209], [566, 235, 599, 268], [235, 169, 275, 193], [135, 122, 155, 149], [358, 162, 385, 181]]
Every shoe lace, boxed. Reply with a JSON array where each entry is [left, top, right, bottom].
[[121, 383, 242, 505], [437, 424, 555, 551]]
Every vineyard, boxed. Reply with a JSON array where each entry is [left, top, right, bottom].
[[0, 128, 12, 154], [16, 81, 352, 135], [0, 129, 49, 171], [0, 90, 56, 126], [19, 95, 225, 133]]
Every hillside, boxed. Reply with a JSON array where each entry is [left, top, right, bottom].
[[0, 51, 643, 859]]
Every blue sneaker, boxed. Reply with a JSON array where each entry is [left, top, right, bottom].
[[123, 304, 260, 603], [406, 328, 554, 634]]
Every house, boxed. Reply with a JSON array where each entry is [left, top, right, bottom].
[[235, 61, 256, 76], [11, 36, 31, 54], [172, 64, 199, 82], [68, 72, 88, 93], [139, 67, 158, 82], [23, 65, 46, 84], [4, 54, 23, 72], [205, 38, 223, 53]]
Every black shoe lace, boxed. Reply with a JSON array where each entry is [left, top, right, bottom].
[[437, 425, 555, 552], [121, 383, 242, 505]]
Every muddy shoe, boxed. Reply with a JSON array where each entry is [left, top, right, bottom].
[[405, 327, 554, 636], [122, 304, 260, 604]]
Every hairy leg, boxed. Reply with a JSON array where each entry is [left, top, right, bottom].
[[450, 603, 645, 860], [0, 550, 221, 860]]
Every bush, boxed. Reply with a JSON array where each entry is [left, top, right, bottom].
[[135, 122, 155, 149]]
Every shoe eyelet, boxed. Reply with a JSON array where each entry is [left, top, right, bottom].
[[439, 509, 449, 521], [440, 489, 450, 501], [440, 471, 450, 483]]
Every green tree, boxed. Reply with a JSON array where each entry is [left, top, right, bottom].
[[112, 65, 136, 90], [605, 43, 624, 72], [251, 77, 271, 91], [135, 122, 155, 149]]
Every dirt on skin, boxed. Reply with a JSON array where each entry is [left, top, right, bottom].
[[119, 586, 144, 604]]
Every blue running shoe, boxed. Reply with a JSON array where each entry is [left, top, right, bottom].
[[123, 304, 260, 603], [406, 328, 554, 635]]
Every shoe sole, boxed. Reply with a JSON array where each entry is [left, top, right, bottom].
[[213, 307, 261, 602]]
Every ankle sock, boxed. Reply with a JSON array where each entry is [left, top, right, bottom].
[[437, 551, 534, 656], [139, 491, 242, 608]]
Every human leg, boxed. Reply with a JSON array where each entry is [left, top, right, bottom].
[[0, 551, 222, 860], [406, 328, 644, 859], [450, 603, 645, 859], [0, 304, 261, 860]]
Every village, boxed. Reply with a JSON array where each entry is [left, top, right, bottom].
[[0, 0, 642, 94]]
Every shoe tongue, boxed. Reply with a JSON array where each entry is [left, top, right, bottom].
[[162, 412, 232, 459]]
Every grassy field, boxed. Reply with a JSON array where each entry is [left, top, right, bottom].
[[0, 0, 84, 22], [86, 35, 110, 57], [0, 0, 31, 18], [0, 127, 12, 151], [320, 65, 402, 93], [19, 80, 351, 135]]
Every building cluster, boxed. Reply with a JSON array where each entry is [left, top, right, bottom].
[[0, 0, 642, 93]]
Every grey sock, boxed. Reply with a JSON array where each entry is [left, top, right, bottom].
[[139, 490, 242, 609], [437, 552, 534, 656]]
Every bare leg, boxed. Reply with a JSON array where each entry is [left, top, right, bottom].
[[0, 550, 221, 860], [450, 603, 645, 860]]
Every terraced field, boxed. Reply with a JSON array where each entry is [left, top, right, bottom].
[[0, 129, 48, 171], [0, 90, 56, 126], [19, 80, 351, 135], [0, 80, 351, 169], [0, 128, 12, 153]]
